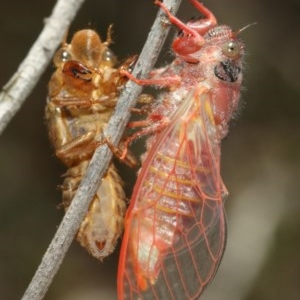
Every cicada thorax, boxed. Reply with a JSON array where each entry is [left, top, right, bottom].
[[46, 28, 131, 260]]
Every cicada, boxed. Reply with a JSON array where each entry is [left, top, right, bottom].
[[117, 0, 245, 299], [46, 27, 135, 260]]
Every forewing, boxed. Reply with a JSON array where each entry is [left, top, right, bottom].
[[118, 87, 227, 300]]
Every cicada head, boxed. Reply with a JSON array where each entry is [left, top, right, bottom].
[[49, 29, 119, 98], [69, 29, 117, 68], [52, 28, 118, 74], [196, 25, 245, 138]]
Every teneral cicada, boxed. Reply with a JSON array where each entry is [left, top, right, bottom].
[[117, 0, 245, 299], [46, 27, 135, 260]]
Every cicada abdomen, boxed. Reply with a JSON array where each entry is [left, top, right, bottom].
[[46, 28, 132, 260], [118, 0, 245, 299], [62, 162, 125, 257]]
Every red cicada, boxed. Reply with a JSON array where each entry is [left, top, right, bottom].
[[46, 27, 135, 260], [117, 0, 245, 299]]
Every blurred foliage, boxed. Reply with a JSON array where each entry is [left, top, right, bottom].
[[246, 210, 300, 300]]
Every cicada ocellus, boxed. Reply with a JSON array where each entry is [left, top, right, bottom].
[[46, 27, 135, 260], [117, 0, 245, 299]]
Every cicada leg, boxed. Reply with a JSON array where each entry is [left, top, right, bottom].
[[55, 131, 101, 165], [130, 94, 154, 115], [100, 113, 169, 166], [119, 114, 170, 160], [51, 97, 95, 108], [155, 0, 217, 62], [120, 69, 181, 88], [51, 93, 120, 109]]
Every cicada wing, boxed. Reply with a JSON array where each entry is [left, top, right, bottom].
[[118, 87, 227, 300], [158, 92, 227, 299]]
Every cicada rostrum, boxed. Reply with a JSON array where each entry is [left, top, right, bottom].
[[117, 0, 245, 299], [46, 27, 135, 260]]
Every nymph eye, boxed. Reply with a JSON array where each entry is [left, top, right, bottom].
[[222, 41, 240, 58], [53, 49, 72, 67], [102, 48, 117, 65]]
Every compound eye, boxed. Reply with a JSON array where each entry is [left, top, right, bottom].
[[53, 49, 72, 67], [101, 48, 117, 65], [222, 41, 240, 58]]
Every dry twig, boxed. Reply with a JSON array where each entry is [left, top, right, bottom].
[[20, 0, 182, 299]]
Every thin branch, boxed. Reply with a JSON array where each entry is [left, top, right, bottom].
[[0, 0, 86, 135], [20, 0, 182, 299]]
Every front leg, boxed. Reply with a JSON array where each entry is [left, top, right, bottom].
[[56, 131, 101, 166], [51, 95, 118, 109], [51, 96, 95, 108], [120, 69, 181, 89], [155, 0, 217, 62]]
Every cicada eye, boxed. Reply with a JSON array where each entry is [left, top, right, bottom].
[[53, 49, 72, 67], [101, 48, 117, 65], [222, 41, 240, 58]]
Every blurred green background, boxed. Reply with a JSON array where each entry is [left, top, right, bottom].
[[0, 0, 299, 299]]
